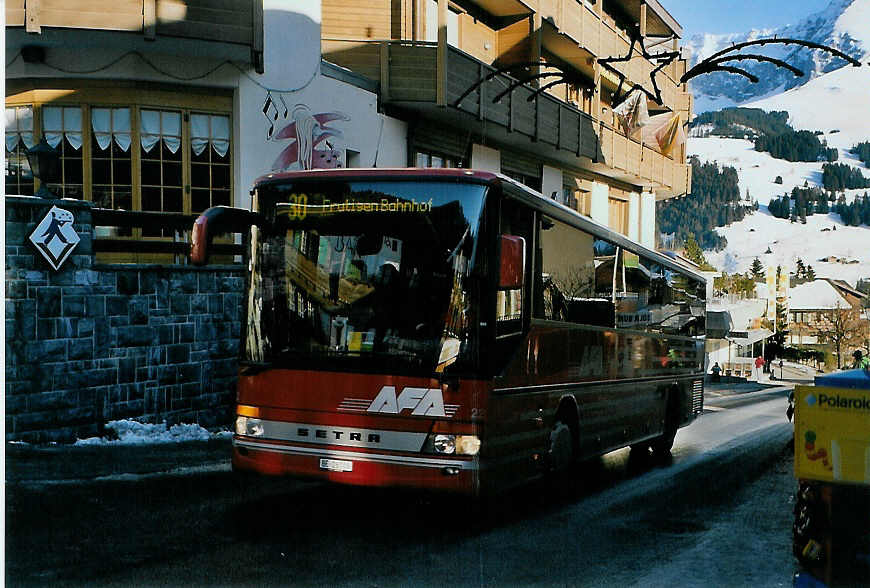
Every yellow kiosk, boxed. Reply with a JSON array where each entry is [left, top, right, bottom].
[[793, 370, 870, 586]]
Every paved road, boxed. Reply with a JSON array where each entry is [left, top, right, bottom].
[[6, 387, 795, 587]]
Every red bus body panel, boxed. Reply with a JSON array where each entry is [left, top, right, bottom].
[[233, 370, 490, 494]]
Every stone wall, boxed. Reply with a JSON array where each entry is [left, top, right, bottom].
[[5, 196, 244, 442]]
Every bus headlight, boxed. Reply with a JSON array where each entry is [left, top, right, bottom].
[[235, 416, 264, 437], [427, 434, 480, 455], [433, 434, 456, 454], [456, 435, 481, 456]]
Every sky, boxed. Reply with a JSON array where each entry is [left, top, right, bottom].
[[665, 0, 831, 38]]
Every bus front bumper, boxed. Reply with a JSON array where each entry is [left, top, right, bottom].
[[232, 437, 479, 494]]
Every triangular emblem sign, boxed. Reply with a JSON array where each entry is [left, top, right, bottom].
[[29, 205, 81, 271]]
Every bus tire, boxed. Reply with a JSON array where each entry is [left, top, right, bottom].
[[651, 389, 680, 457], [548, 419, 575, 472]]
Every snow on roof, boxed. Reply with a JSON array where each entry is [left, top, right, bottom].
[[707, 298, 767, 330], [789, 279, 851, 310]]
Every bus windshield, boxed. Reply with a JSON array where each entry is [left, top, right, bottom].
[[245, 179, 488, 374]]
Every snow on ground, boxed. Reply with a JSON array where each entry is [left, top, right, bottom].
[[75, 419, 231, 445], [687, 137, 870, 284]]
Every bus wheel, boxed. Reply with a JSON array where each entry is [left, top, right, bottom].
[[651, 391, 679, 457], [548, 420, 574, 472]]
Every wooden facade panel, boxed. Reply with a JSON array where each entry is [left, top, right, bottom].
[[661, 157, 674, 189], [497, 18, 530, 63], [599, 124, 613, 166], [459, 13, 497, 64], [560, 107, 580, 153], [8, 1, 259, 51], [37, 9, 141, 31], [583, 4, 599, 55], [512, 86, 536, 136], [389, 43, 436, 101], [538, 97, 560, 146], [158, 20, 251, 44], [446, 51, 481, 110], [581, 118, 598, 160], [6, 0, 25, 26], [322, 41, 381, 81], [156, 2, 250, 27], [322, 0, 391, 39], [482, 77, 510, 127]]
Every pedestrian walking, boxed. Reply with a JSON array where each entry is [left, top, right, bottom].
[[754, 356, 764, 380], [853, 350, 870, 370], [711, 362, 721, 383]]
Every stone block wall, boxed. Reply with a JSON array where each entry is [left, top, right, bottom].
[[5, 196, 245, 442]]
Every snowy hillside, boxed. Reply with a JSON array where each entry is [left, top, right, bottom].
[[689, 137, 870, 286], [746, 61, 870, 148], [685, 0, 869, 112]]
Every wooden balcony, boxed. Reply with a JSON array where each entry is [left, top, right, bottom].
[[537, 0, 685, 113], [6, 0, 263, 72], [323, 39, 690, 196]]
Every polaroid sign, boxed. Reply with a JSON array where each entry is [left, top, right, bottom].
[[29, 206, 80, 271]]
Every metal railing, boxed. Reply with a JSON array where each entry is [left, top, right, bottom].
[[91, 208, 245, 265]]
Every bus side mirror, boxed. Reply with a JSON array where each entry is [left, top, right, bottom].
[[190, 206, 259, 266], [499, 235, 525, 289]]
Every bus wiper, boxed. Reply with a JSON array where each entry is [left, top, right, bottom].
[[446, 225, 471, 262]]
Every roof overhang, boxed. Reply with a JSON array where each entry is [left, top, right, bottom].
[[611, 0, 683, 38]]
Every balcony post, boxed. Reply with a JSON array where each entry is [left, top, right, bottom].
[[436, 0, 447, 106], [639, 1, 647, 38], [478, 62, 485, 121], [380, 42, 391, 102], [25, 0, 42, 33]]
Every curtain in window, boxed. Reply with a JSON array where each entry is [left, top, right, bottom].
[[42, 106, 83, 150], [91, 107, 132, 151], [5, 106, 35, 152], [140, 109, 181, 154], [191, 114, 230, 157]]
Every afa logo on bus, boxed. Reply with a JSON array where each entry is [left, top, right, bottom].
[[366, 386, 448, 417]]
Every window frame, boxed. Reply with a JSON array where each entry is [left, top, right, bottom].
[[6, 83, 233, 262]]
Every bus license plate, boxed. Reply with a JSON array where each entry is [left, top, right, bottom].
[[319, 458, 353, 472]]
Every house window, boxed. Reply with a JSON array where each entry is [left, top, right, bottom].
[[415, 150, 465, 168], [6, 87, 233, 261], [42, 106, 84, 198], [140, 109, 183, 236], [91, 107, 133, 235], [190, 113, 231, 213], [4, 105, 34, 196]]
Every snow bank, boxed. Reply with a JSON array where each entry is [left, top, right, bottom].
[[75, 419, 231, 446]]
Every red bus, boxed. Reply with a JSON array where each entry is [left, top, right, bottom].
[[192, 168, 706, 495]]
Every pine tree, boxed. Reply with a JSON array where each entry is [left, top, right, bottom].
[[806, 265, 816, 281], [751, 257, 764, 280], [796, 258, 806, 277], [684, 233, 708, 267]]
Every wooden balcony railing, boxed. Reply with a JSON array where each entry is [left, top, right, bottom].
[[322, 39, 690, 195], [6, 0, 264, 72]]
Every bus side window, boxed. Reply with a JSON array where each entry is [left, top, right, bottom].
[[537, 216, 600, 324], [615, 248, 651, 330]]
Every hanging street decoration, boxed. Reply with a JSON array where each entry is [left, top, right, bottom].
[[454, 27, 863, 115], [29, 206, 80, 271]]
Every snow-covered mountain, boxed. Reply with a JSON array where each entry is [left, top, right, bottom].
[[691, 137, 870, 286], [684, 0, 869, 113]]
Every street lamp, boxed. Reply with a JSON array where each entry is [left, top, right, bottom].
[[25, 137, 61, 199]]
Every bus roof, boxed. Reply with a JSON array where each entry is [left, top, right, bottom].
[[254, 168, 705, 284]]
